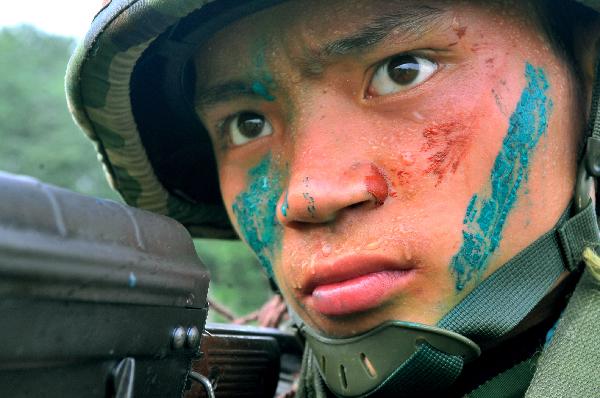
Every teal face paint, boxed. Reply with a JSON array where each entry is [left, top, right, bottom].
[[281, 190, 289, 217], [251, 42, 277, 102], [451, 63, 551, 291], [252, 81, 276, 101], [232, 154, 283, 278]]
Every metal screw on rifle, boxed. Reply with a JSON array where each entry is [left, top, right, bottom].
[[186, 326, 201, 349], [172, 326, 186, 349]]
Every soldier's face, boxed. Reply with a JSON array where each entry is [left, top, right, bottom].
[[194, 0, 582, 337]]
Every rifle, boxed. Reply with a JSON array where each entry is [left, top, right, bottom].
[[0, 172, 301, 398]]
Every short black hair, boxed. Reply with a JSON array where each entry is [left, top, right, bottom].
[[534, 0, 595, 63]]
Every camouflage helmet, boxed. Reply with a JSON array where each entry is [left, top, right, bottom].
[[66, 0, 600, 238]]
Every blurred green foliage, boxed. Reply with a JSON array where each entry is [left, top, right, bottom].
[[195, 239, 272, 322], [0, 25, 118, 200], [0, 25, 271, 320]]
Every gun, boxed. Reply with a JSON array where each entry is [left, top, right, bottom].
[[0, 172, 301, 398]]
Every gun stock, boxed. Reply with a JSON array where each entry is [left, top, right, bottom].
[[185, 323, 302, 398]]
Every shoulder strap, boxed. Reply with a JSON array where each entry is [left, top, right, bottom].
[[525, 251, 600, 398], [466, 353, 540, 398]]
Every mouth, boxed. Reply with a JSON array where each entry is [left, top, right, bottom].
[[300, 255, 418, 317]]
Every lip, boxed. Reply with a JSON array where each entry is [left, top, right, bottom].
[[299, 255, 418, 316]]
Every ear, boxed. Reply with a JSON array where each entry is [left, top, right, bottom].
[[572, 14, 600, 113], [571, 12, 600, 208]]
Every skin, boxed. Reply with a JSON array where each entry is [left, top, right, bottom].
[[194, 0, 585, 337]]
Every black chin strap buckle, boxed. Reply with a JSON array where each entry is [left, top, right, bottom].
[[575, 136, 600, 213]]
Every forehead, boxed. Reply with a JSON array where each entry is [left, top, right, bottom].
[[193, 0, 537, 85], [194, 0, 451, 80]]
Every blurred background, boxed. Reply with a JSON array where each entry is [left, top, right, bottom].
[[0, 0, 272, 322]]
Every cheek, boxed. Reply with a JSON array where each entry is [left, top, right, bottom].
[[220, 168, 247, 222], [220, 156, 285, 278], [370, 71, 512, 198]]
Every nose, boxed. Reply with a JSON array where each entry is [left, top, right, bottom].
[[277, 162, 389, 224]]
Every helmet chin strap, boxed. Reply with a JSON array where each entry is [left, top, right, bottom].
[[295, 200, 599, 397], [300, 320, 480, 397], [575, 53, 600, 213]]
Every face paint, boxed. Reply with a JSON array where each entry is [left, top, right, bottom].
[[232, 154, 283, 277], [492, 88, 508, 116], [365, 165, 389, 205], [422, 121, 471, 186], [251, 41, 277, 101], [281, 190, 290, 217], [252, 81, 276, 101], [451, 63, 551, 291], [303, 192, 317, 217], [451, 18, 468, 39]]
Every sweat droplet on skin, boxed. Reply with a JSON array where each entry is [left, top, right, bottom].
[[310, 253, 318, 275], [399, 152, 415, 165], [403, 244, 413, 262], [366, 240, 380, 250], [412, 111, 425, 121]]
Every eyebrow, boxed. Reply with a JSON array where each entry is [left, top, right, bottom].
[[196, 81, 255, 109], [196, 5, 446, 109], [318, 5, 446, 59]]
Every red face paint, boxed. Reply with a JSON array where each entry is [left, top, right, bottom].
[[422, 122, 471, 186], [388, 166, 414, 200], [455, 26, 467, 38], [365, 165, 388, 206], [451, 18, 467, 39], [396, 169, 411, 185]]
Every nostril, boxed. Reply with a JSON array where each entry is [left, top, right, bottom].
[[348, 202, 363, 210]]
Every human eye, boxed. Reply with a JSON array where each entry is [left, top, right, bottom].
[[367, 54, 438, 97], [222, 111, 273, 146]]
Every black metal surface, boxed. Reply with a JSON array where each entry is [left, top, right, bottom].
[[0, 356, 195, 398], [0, 172, 209, 308], [0, 172, 212, 397], [0, 299, 206, 364]]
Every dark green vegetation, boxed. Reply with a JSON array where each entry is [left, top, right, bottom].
[[195, 239, 272, 321], [0, 25, 118, 200], [0, 25, 271, 321]]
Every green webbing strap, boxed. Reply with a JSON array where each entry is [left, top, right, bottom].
[[557, 201, 600, 271], [368, 342, 463, 397], [466, 354, 540, 398], [590, 52, 600, 140], [299, 202, 599, 398], [525, 267, 600, 397]]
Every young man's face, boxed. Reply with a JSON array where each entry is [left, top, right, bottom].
[[195, 0, 582, 337]]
